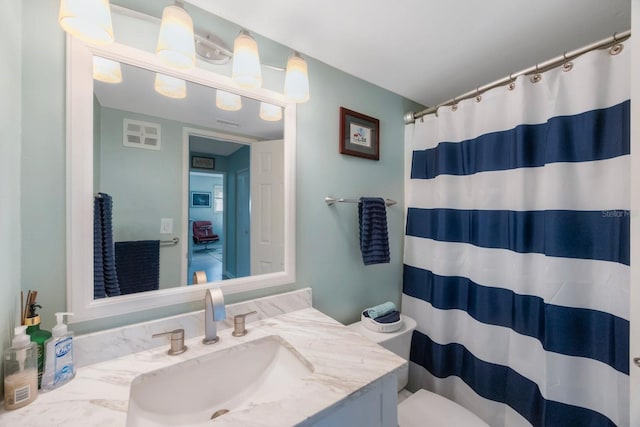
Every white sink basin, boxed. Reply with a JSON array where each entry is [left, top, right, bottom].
[[126, 335, 314, 426]]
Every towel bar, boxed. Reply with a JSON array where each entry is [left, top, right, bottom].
[[160, 237, 180, 246], [325, 196, 397, 207]]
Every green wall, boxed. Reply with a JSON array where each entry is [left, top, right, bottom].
[[0, 0, 22, 399], [20, 0, 67, 335], [295, 58, 416, 324], [98, 106, 184, 289], [18, 0, 421, 334]]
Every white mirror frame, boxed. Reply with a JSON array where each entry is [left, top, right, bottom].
[[66, 36, 296, 323]]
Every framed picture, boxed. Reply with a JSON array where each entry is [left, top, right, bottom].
[[190, 191, 212, 208], [191, 155, 215, 170], [339, 107, 380, 160]]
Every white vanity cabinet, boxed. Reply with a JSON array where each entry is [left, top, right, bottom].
[[307, 374, 398, 427]]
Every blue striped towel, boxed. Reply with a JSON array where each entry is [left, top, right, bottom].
[[358, 197, 390, 265], [93, 195, 105, 299], [94, 193, 121, 298]]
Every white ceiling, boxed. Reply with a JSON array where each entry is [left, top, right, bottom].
[[190, 0, 631, 108], [94, 61, 285, 142]]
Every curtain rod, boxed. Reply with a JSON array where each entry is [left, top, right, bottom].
[[404, 30, 631, 124]]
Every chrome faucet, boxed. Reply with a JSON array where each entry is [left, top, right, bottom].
[[203, 288, 226, 344]]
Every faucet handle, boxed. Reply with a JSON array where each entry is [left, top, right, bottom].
[[232, 311, 258, 337], [152, 329, 187, 355]]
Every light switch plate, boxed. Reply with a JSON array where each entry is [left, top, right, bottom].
[[160, 218, 173, 234]]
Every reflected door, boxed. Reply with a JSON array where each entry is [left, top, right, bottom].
[[250, 140, 284, 274], [236, 169, 250, 277]]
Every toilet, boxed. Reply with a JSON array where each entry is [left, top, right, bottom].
[[348, 314, 488, 427]]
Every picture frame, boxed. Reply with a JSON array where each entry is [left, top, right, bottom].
[[190, 191, 212, 208], [339, 107, 380, 160], [191, 155, 215, 170]]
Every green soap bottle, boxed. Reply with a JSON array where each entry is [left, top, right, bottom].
[[25, 304, 51, 389]]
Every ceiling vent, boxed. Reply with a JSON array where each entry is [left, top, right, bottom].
[[123, 119, 161, 150]]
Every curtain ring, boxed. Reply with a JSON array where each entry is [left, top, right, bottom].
[[507, 73, 516, 91], [530, 64, 542, 83], [562, 52, 573, 72], [451, 97, 458, 111], [475, 87, 482, 103]]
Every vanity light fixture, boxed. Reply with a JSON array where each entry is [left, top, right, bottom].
[[58, 0, 114, 45], [195, 32, 232, 65], [61, 2, 312, 102], [156, 1, 197, 69], [215, 90, 242, 111], [93, 56, 122, 83], [259, 102, 283, 122], [154, 73, 187, 99], [284, 52, 310, 103], [231, 30, 262, 89]]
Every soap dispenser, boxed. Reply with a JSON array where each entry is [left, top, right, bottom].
[[41, 312, 75, 390], [3, 326, 38, 410]]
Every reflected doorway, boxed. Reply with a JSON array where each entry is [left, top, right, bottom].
[[186, 132, 252, 285], [188, 171, 224, 284]]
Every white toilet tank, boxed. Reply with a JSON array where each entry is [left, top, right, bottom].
[[348, 314, 417, 390]]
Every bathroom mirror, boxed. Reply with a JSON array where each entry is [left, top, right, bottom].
[[67, 36, 296, 322], [94, 61, 284, 293]]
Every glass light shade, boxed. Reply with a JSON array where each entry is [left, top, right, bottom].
[[93, 56, 122, 83], [284, 52, 310, 103], [231, 31, 262, 89], [58, 0, 114, 45], [259, 102, 282, 122], [216, 90, 242, 111], [154, 73, 187, 99], [156, 5, 196, 69]]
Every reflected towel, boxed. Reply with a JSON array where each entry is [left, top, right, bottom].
[[115, 240, 160, 295], [100, 193, 121, 297], [358, 197, 390, 265], [93, 195, 105, 299], [94, 193, 121, 298]]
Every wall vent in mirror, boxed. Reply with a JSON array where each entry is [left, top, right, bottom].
[[123, 119, 161, 150]]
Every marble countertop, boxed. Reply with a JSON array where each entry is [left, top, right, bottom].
[[0, 307, 406, 426]]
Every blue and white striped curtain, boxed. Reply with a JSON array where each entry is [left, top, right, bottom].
[[402, 43, 629, 427]]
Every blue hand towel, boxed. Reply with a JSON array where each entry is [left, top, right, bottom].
[[372, 310, 401, 324], [366, 301, 397, 319], [358, 197, 390, 265]]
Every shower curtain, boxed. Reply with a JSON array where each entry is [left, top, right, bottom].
[[402, 43, 629, 427]]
